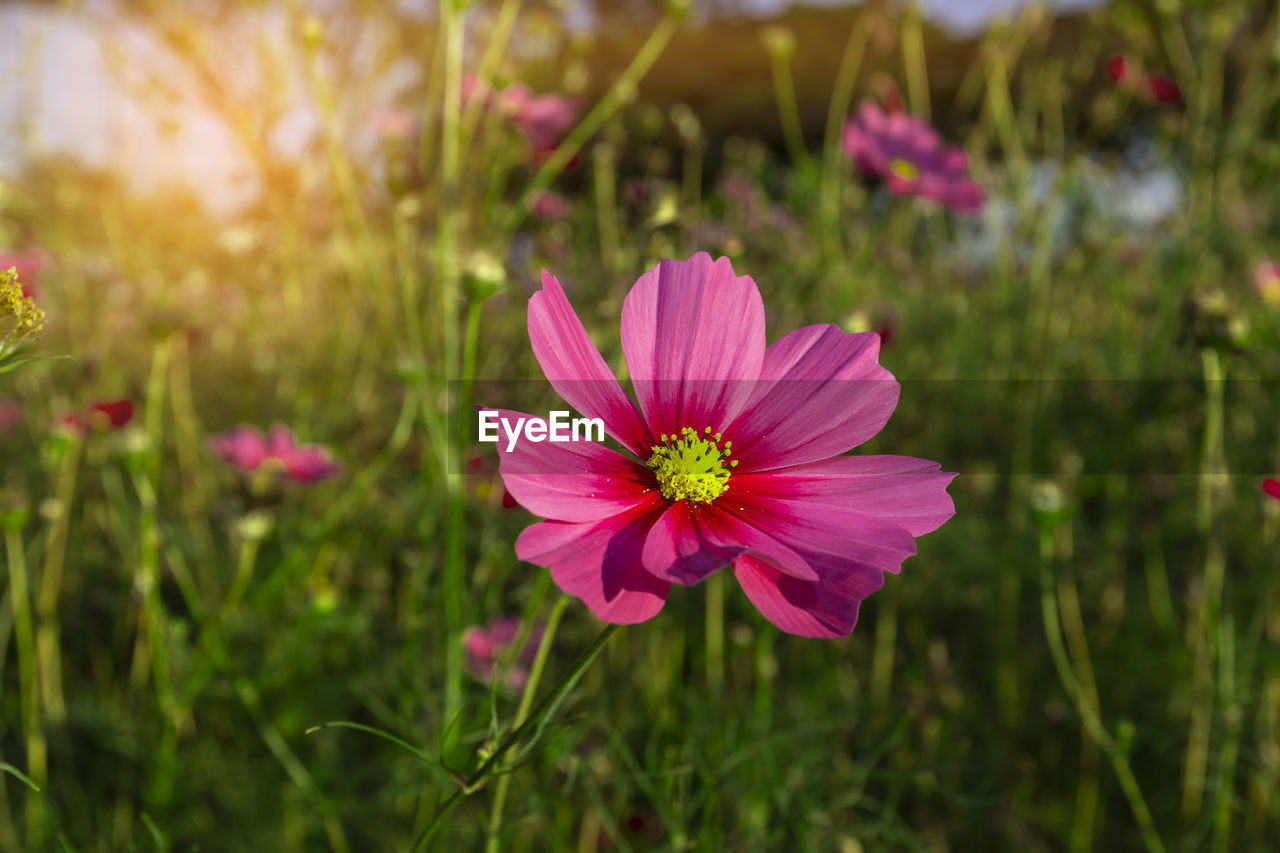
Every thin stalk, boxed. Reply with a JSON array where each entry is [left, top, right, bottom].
[[593, 142, 621, 281], [437, 0, 468, 758], [819, 18, 869, 258], [705, 569, 725, 698], [415, 620, 621, 851], [869, 578, 899, 710], [484, 595, 570, 852], [5, 528, 43, 850], [1039, 530, 1166, 853], [901, 3, 930, 121], [1059, 573, 1100, 853], [503, 3, 686, 233], [34, 435, 81, 727], [766, 44, 809, 169], [225, 537, 261, 613], [1183, 347, 1226, 826]]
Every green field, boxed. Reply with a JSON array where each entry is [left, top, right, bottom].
[[3, 1, 1280, 850]]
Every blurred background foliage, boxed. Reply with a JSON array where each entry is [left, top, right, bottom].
[[2, 0, 1280, 850]]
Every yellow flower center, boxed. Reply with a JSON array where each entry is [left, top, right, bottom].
[[646, 426, 737, 503], [889, 157, 919, 182]]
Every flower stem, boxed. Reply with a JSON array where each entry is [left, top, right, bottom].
[[1039, 530, 1166, 853], [483, 595, 569, 852], [819, 17, 869, 258], [415, 617, 620, 851], [5, 528, 43, 850], [705, 569, 725, 698], [503, 2, 685, 233]]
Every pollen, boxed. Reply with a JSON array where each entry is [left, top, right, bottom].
[[646, 425, 738, 503], [888, 157, 920, 182]]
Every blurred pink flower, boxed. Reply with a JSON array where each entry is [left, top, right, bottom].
[[842, 101, 985, 214], [1254, 260, 1280, 305], [493, 253, 955, 638], [211, 424, 340, 484], [1, 248, 45, 303], [503, 86, 578, 160], [531, 191, 572, 221], [0, 399, 20, 433], [60, 399, 134, 435], [462, 616, 544, 690], [1107, 55, 1180, 104], [1263, 471, 1280, 503]]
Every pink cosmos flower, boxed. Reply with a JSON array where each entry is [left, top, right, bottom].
[[490, 253, 955, 638], [842, 101, 985, 215], [502, 86, 578, 160], [462, 616, 545, 690], [210, 424, 340, 484]]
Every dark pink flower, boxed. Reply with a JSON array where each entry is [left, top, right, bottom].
[[1263, 478, 1280, 502], [503, 86, 578, 159], [0, 399, 20, 433], [491, 254, 955, 638], [1, 249, 45, 303], [462, 616, 544, 690], [531, 191, 572, 221], [211, 423, 340, 484], [59, 398, 134, 435], [1147, 72, 1181, 104], [1107, 55, 1180, 105], [842, 101, 985, 215]]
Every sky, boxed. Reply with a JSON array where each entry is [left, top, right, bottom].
[[0, 0, 1108, 218]]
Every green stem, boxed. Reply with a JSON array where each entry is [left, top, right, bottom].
[[503, 3, 685, 233], [35, 434, 81, 727], [819, 18, 869, 258], [5, 528, 43, 850], [1039, 531, 1166, 853], [484, 596, 570, 852], [1183, 347, 1226, 825], [767, 49, 809, 169], [705, 569, 725, 698], [415, 618, 621, 851], [901, 2, 931, 121]]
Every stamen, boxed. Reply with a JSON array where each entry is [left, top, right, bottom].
[[646, 425, 735, 503]]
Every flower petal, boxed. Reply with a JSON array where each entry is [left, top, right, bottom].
[[528, 270, 651, 455], [620, 253, 766, 438], [210, 425, 269, 472], [729, 325, 899, 471], [733, 555, 883, 638], [516, 498, 669, 624], [730, 455, 956, 537], [487, 406, 657, 523]]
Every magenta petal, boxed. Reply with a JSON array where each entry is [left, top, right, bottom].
[[640, 503, 738, 586], [528, 270, 651, 456], [729, 325, 898, 471], [489, 407, 657, 523], [516, 500, 669, 624], [620, 253, 766, 438], [1262, 478, 1280, 502], [268, 424, 298, 456], [730, 456, 956, 537], [732, 489, 919, 575], [733, 555, 883, 638], [210, 426, 269, 472], [280, 446, 341, 483]]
